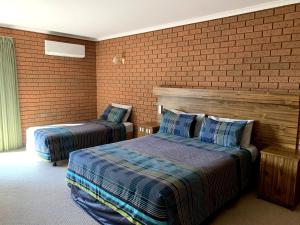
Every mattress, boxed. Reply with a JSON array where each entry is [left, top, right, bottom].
[[67, 133, 253, 225], [26, 122, 133, 151], [26, 120, 133, 162]]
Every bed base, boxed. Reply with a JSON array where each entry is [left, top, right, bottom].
[[70, 182, 254, 225], [70, 184, 133, 225]]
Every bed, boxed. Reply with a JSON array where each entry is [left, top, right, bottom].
[[26, 120, 133, 164], [67, 133, 256, 225], [66, 88, 299, 225]]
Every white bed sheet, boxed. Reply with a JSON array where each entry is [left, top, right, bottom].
[[244, 144, 258, 162], [123, 122, 133, 133]]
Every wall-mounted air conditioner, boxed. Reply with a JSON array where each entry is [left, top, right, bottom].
[[45, 40, 85, 58]]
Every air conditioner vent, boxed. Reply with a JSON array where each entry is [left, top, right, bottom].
[[45, 40, 85, 58]]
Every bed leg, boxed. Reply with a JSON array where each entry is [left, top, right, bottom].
[[53, 162, 57, 166]]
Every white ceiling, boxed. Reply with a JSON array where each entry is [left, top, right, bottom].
[[0, 0, 298, 41]]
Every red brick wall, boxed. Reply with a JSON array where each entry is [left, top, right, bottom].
[[1, 4, 299, 144], [0, 27, 97, 142], [96, 4, 300, 135]]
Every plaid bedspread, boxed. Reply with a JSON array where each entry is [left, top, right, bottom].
[[66, 133, 252, 225], [33, 120, 126, 162]]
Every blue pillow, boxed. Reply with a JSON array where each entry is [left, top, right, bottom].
[[173, 114, 196, 137], [101, 105, 113, 120], [159, 109, 196, 138], [101, 105, 127, 123], [199, 117, 247, 148], [159, 109, 177, 134]]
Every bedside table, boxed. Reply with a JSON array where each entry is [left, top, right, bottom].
[[138, 122, 160, 137], [258, 146, 300, 209]]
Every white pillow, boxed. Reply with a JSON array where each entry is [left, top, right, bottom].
[[193, 114, 206, 137], [165, 108, 205, 137], [112, 103, 132, 122], [208, 116, 254, 148]]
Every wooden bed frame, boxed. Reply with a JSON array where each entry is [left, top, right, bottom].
[[153, 87, 300, 152]]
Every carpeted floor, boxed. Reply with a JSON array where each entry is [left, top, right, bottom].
[[0, 150, 299, 225]]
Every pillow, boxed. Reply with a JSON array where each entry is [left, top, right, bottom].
[[173, 114, 196, 137], [164, 108, 205, 137], [209, 116, 254, 148], [159, 109, 178, 134], [193, 114, 206, 137], [112, 103, 132, 122], [101, 105, 113, 120], [159, 109, 196, 138], [199, 117, 247, 148], [101, 105, 128, 123]]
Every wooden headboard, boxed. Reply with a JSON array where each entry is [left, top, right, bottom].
[[153, 87, 300, 152]]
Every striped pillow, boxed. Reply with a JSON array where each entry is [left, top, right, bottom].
[[101, 105, 113, 120], [159, 109, 196, 138], [159, 109, 178, 134], [199, 117, 247, 148], [101, 105, 127, 123], [173, 114, 196, 137]]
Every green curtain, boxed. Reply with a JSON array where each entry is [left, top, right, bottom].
[[0, 36, 22, 151]]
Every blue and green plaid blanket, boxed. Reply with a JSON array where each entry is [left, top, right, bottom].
[[33, 120, 126, 162], [66, 133, 252, 225]]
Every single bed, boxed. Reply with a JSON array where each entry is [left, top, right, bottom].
[[26, 120, 133, 163], [66, 133, 255, 225]]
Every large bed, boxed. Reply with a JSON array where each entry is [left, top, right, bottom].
[[26, 119, 133, 163], [65, 88, 299, 225], [67, 133, 255, 225]]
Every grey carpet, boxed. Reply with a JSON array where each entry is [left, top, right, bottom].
[[0, 150, 299, 225]]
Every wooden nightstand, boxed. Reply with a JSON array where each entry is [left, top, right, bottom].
[[258, 146, 300, 209], [138, 122, 160, 137]]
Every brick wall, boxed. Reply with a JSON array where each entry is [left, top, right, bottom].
[[0, 27, 97, 142], [96, 4, 300, 135], [1, 4, 299, 143]]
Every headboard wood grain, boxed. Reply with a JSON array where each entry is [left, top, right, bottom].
[[153, 87, 300, 152]]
